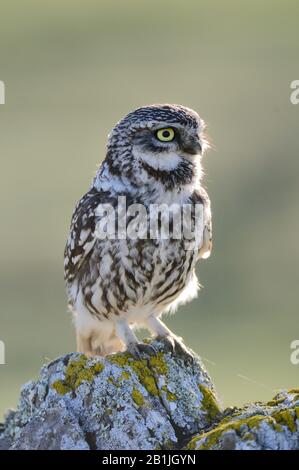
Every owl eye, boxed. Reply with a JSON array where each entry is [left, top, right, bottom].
[[156, 128, 175, 142]]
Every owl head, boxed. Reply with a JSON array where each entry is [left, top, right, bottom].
[[103, 104, 209, 187]]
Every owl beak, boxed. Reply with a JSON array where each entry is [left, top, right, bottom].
[[181, 136, 202, 155]]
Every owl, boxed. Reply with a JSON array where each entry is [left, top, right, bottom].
[[64, 104, 212, 359]]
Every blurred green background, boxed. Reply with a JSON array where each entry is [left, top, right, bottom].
[[0, 0, 298, 419]]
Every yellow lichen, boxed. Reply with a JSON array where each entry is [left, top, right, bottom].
[[108, 353, 159, 396], [198, 384, 221, 422], [186, 437, 197, 450], [187, 402, 299, 450], [267, 397, 286, 407], [272, 409, 296, 433], [121, 371, 130, 380], [132, 388, 145, 406], [149, 352, 168, 376], [51, 355, 104, 395], [189, 415, 279, 450], [52, 380, 71, 395], [166, 391, 177, 402]]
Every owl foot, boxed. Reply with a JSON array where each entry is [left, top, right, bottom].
[[158, 335, 194, 364], [127, 342, 157, 360]]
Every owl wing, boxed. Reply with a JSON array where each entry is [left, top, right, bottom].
[[64, 188, 110, 286], [192, 187, 212, 260]]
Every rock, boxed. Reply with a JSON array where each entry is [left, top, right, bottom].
[[1, 338, 298, 450], [0, 339, 220, 450], [186, 389, 299, 450]]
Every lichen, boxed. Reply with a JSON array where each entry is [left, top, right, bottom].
[[198, 384, 220, 422], [132, 388, 145, 406], [51, 355, 104, 395], [272, 409, 297, 433], [3, 344, 299, 450], [149, 352, 168, 376], [121, 371, 130, 380], [108, 353, 159, 396], [267, 397, 286, 407], [51, 381, 70, 396], [166, 391, 177, 402], [186, 404, 299, 450]]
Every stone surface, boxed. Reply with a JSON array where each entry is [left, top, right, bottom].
[[186, 389, 299, 450], [0, 339, 298, 450], [0, 339, 220, 450]]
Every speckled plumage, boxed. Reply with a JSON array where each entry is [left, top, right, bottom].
[[64, 104, 212, 357]]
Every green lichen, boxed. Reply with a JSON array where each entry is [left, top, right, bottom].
[[51, 355, 104, 395], [149, 352, 168, 375], [272, 409, 297, 433], [52, 380, 70, 396], [267, 397, 286, 407], [132, 388, 145, 406], [198, 384, 221, 422], [166, 391, 177, 402], [187, 414, 280, 450], [121, 371, 130, 380], [186, 437, 197, 450], [108, 353, 159, 396]]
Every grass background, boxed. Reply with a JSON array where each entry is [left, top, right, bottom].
[[0, 0, 298, 419]]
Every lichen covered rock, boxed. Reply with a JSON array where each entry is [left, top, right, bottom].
[[0, 339, 220, 450], [186, 389, 299, 450], [1, 339, 298, 450]]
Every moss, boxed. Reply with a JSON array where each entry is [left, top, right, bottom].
[[288, 388, 299, 394], [198, 384, 220, 422], [51, 355, 104, 395], [295, 407, 299, 421], [132, 388, 145, 406], [272, 409, 296, 433]]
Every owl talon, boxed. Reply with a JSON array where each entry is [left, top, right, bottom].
[[157, 335, 176, 353], [127, 342, 157, 359], [173, 340, 194, 364], [158, 335, 194, 364]]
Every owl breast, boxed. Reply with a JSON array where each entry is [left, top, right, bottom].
[[75, 219, 199, 323]]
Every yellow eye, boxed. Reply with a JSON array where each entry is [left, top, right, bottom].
[[156, 127, 175, 142]]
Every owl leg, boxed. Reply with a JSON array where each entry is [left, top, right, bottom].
[[146, 316, 194, 362], [115, 318, 156, 359], [76, 333, 93, 356]]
